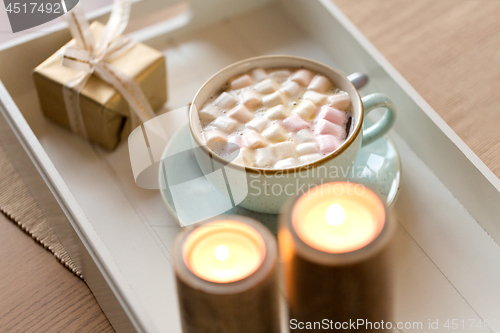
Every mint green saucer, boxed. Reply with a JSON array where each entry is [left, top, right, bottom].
[[159, 124, 401, 232]]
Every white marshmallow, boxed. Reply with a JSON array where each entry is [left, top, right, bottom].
[[296, 142, 318, 155], [293, 99, 317, 120], [211, 117, 239, 133], [303, 91, 327, 105], [252, 68, 267, 82], [198, 104, 219, 123], [213, 92, 238, 110], [274, 157, 299, 169], [266, 105, 290, 120], [269, 70, 291, 83], [308, 75, 333, 93], [290, 69, 314, 86], [230, 74, 253, 90], [246, 116, 269, 132], [280, 81, 302, 99], [235, 148, 255, 167], [229, 105, 254, 124], [295, 129, 315, 143], [254, 147, 276, 168], [253, 78, 277, 94], [262, 90, 287, 108], [317, 135, 342, 154], [242, 90, 262, 109], [262, 124, 288, 142], [299, 153, 323, 164], [231, 148, 245, 166], [204, 129, 227, 144], [273, 141, 297, 160], [244, 130, 267, 149], [328, 92, 351, 110]]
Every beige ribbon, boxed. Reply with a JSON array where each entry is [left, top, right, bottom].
[[61, 0, 158, 139]]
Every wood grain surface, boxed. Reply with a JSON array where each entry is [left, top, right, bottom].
[[0, 212, 113, 332], [0, 0, 499, 332]]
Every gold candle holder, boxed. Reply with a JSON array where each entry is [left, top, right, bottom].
[[279, 182, 395, 332], [173, 216, 280, 333]]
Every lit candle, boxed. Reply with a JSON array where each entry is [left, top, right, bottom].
[[173, 216, 280, 333], [279, 182, 395, 332]]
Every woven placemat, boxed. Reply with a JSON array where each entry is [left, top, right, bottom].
[[0, 142, 82, 278]]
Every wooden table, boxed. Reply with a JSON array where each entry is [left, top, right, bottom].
[[1, 0, 499, 331]]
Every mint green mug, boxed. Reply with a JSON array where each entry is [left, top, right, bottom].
[[189, 55, 397, 214]]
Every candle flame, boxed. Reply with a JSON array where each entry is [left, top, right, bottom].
[[214, 245, 229, 261], [325, 204, 346, 226]]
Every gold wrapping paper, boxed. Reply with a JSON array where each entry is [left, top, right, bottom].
[[33, 22, 167, 150]]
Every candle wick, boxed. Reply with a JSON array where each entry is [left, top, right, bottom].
[[214, 245, 230, 261], [325, 204, 346, 226]]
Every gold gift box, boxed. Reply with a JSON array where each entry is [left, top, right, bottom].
[[33, 22, 167, 150]]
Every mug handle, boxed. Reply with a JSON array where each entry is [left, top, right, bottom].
[[361, 93, 397, 146]]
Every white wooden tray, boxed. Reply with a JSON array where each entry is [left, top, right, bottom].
[[1, 0, 500, 332]]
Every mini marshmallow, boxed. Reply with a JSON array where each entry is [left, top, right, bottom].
[[293, 99, 317, 120], [273, 141, 297, 160], [308, 75, 333, 93], [224, 135, 243, 154], [290, 69, 314, 86], [252, 68, 267, 82], [254, 147, 276, 168], [274, 157, 299, 169], [244, 130, 267, 149], [231, 149, 245, 166], [204, 129, 227, 144], [269, 70, 291, 83], [280, 81, 301, 99], [242, 90, 262, 109], [262, 124, 288, 142], [315, 119, 344, 138], [295, 129, 315, 143], [296, 142, 318, 155], [316, 135, 341, 154], [229, 104, 254, 123], [230, 74, 253, 90], [282, 114, 309, 132], [198, 104, 219, 123], [266, 105, 291, 120], [211, 117, 239, 133], [327, 92, 351, 110], [318, 105, 347, 125], [237, 148, 255, 167], [303, 91, 327, 105], [213, 92, 238, 110], [254, 78, 277, 94], [228, 134, 244, 148], [299, 153, 323, 164], [246, 116, 269, 132], [262, 90, 287, 108]]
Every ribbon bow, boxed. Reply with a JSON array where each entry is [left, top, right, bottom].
[[61, 0, 157, 139]]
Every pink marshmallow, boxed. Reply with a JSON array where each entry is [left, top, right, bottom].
[[227, 134, 245, 153], [318, 106, 347, 126], [228, 134, 244, 147], [282, 114, 310, 132], [316, 135, 342, 154], [315, 119, 345, 138]]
